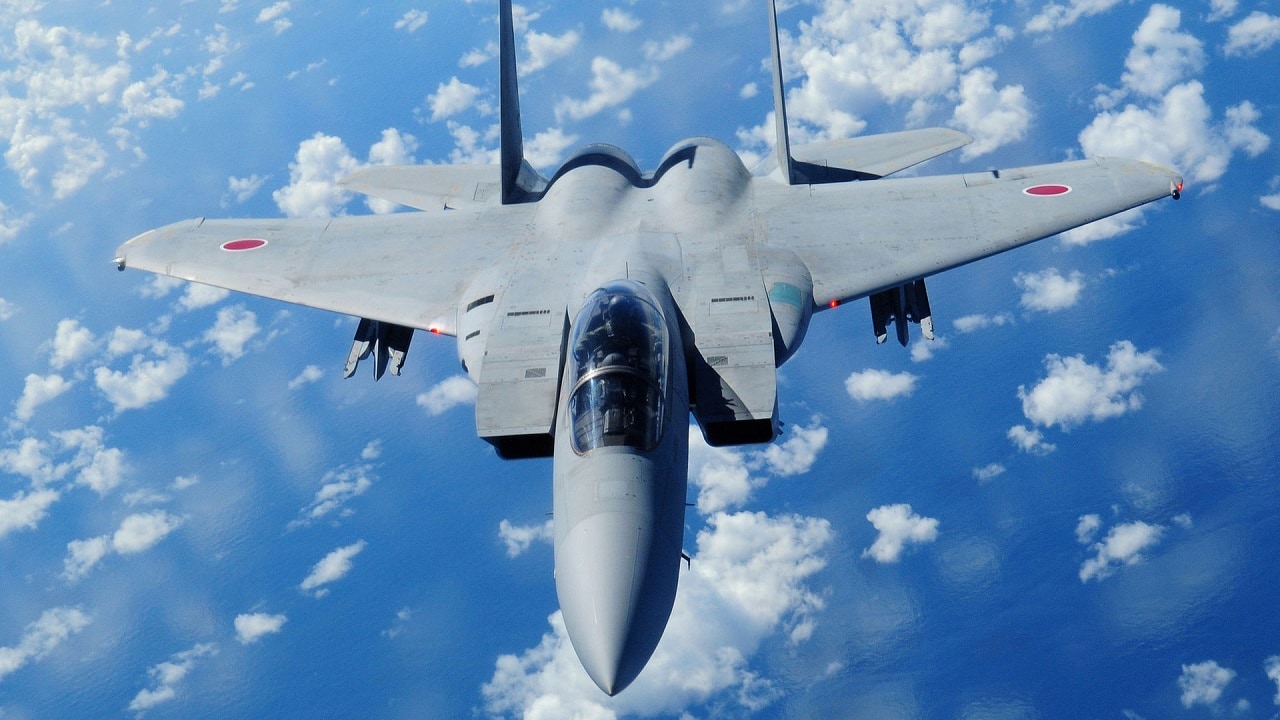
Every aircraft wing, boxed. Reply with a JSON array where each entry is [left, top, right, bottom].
[[113, 208, 531, 334], [758, 156, 1182, 306]]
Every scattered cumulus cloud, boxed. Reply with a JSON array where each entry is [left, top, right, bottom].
[[861, 503, 939, 563], [972, 463, 1005, 482], [224, 174, 267, 205], [0, 606, 91, 682], [845, 369, 918, 401], [1075, 513, 1102, 544], [291, 463, 374, 527], [14, 373, 73, 423], [235, 613, 287, 644], [416, 375, 477, 415], [688, 417, 829, 514], [0, 489, 61, 540], [523, 29, 580, 75], [953, 313, 1012, 333], [1015, 268, 1085, 313], [1208, 0, 1238, 22], [1178, 660, 1235, 707], [1017, 340, 1163, 431], [93, 341, 190, 413], [498, 519, 553, 557], [602, 8, 641, 32], [65, 511, 183, 581], [428, 77, 483, 122], [256, 1, 292, 34], [128, 643, 217, 714], [739, 82, 759, 99], [288, 365, 324, 390], [178, 283, 231, 312], [395, 10, 428, 34], [1265, 656, 1280, 704], [1078, 519, 1164, 582], [49, 319, 96, 369], [300, 540, 367, 598], [554, 57, 657, 122], [950, 67, 1030, 158], [1007, 424, 1056, 455], [0, 202, 32, 244], [0, 297, 16, 321], [203, 306, 260, 364], [273, 133, 361, 218], [1026, 0, 1124, 33], [1224, 12, 1280, 57], [642, 34, 693, 62]]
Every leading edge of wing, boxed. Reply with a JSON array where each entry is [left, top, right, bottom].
[[115, 210, 528, 334], [339, 164, 502, 211], [759, 156, 1183, 307]]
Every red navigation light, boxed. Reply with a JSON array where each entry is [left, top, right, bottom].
[[829, 299, 839, 309]]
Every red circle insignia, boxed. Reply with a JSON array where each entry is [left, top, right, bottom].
[[221, 238, 268, 251], [1023, 184, 1072, 196]]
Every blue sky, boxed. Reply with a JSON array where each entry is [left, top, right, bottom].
[[1, 1, 1279, 718]]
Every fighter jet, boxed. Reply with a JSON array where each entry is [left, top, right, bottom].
[[114, 0, 1182, 696]]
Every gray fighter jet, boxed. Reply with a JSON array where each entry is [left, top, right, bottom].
[[114, 0, 1182, 696]]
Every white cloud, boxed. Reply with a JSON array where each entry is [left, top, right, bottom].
[[128, 643, 217, 714], [225, 174, 267, 204], [203, 306, 259, 364], [1178, 660, 1235, 707], [14, 373, 73, 422], [498, 519, 553, 557], [93, 341, 190, 413], [49, 319, 96, 369], [0, 489, 60, 540], [952, 313, 1012, 333], [739, 82, 758, 99], [845, 369, 918, 401], [360, 440, 382, 460], [523, 29, 580, 74], [416, 375, 477, 415], [0, 202, 32, 245], [642, 34, 693, 62], [1075, 513, 1102, 544], [910, 335, 948, 362], [178, 283, 230, 311], [0, 606, 91, 682], [0, 297, 16, 321], [861, 503, 939, 563], [292, 464, 373, 526], [273, 132, 360, 218], [689, 432, 761, 514], [762, 421, 828, 476], [1007, 424, 1056, 455], [63, 536, 109, 581], [1015, 269, 1085, 313], [1119, 6, 1205, 98], [256, 1, 292, 34], [951, 67, 1030, 159], [235, 613, 287, 644], [428, 77, 482, 122], [112, 511, 183, 554], [1265, 656, 1280, 704], [138, 275, 185, 300], [394, 9, 429, 33], [972, 463, 1005, 482], [554, 57, 657, 122], [1018, 341, 1163, 430], [601, 8, 641, 32], [483, 510, 831, 717], [1224, 12, 1280, 57], [1026, 0, 1124, 33], [1079, 519, 1164, 582], [1209, 0, 1238, 22], [300, 540, 366, 597], [524, 127, 578, 169], [288, 365, 324, 390]]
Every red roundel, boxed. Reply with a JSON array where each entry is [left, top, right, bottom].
[[1023, 184, 1072, 197], [221, 238, 268, 252]]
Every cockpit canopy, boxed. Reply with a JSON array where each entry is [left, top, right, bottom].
[[567, 281, 669, 455]]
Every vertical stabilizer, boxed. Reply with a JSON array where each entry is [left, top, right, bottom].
[[499, 0, 545, 203], [768, 0, 797, 185]]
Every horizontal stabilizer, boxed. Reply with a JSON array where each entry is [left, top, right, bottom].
[[790, 127, 973, 182], [340, 165, 501, 211]]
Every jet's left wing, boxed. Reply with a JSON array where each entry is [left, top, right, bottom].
[[114, 207, 533, 334], [757, 156, 1182, 307]]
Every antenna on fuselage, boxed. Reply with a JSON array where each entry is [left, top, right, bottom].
[[499, 0, 547, 204], [768, 0, 798, 185]]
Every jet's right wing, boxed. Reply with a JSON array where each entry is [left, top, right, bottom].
[[757, 156, 1182, 307]]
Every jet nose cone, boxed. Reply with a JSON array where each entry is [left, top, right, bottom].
[[556, 512, 651, 696]]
